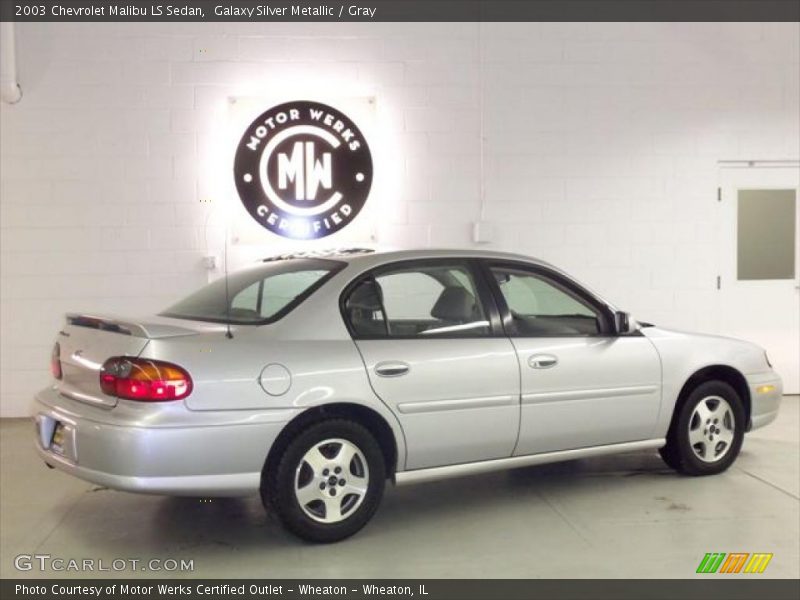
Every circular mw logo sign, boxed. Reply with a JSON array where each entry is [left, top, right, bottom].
[[234, 101, 373, 239]]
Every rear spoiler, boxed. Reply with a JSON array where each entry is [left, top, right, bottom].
[[65, 313, 199, 339]]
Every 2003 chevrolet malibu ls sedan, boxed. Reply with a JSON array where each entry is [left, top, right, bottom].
[[34, 248, 782, 542]]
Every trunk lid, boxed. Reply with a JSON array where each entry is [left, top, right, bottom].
[[55, 313, 202, 408]]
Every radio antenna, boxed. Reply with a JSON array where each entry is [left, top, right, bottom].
[[223, 217, 233, 339]]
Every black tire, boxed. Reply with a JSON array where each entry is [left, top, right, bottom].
[[262, 419, 386, 543], [657, 442, 682, 471], [660, 380, 745, 476]]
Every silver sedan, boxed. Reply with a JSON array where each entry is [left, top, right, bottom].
[[34, 248, 783, 542]]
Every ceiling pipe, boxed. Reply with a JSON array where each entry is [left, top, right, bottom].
[[1, 22, 23, 104]]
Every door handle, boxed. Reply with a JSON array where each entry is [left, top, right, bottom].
[[529, 354, 558, 369], [375, 361, 410, 377]]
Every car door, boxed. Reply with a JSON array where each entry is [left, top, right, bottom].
[[485, 261, 662, 456], [343, 259, 521, 470]]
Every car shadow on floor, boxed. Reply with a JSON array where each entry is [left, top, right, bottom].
[[29, 449, 679, 563], [129, 450, 677, 550]]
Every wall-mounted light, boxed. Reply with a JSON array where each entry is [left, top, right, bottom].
[[196, 72, 400, 278]]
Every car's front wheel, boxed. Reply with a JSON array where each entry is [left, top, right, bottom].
[[659, 380, 745, 475], [263, 419, 386, 543]]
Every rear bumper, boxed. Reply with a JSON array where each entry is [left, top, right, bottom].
[[33, 387, 296, 496], [746, 372, 783, 431]]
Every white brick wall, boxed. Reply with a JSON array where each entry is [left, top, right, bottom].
[[1, 22, 798, 416]]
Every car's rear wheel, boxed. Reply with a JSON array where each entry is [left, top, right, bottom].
[[659, 380, 745, 475], [262, 419, 385, 543]]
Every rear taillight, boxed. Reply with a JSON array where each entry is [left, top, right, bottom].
[[51, 342, 62, 380], [100, 357, 192, 402]]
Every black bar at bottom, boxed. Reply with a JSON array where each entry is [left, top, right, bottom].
[[2, 579, 799, 600]]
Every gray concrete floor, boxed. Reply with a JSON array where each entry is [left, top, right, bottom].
[[1, 397, 798, 579]]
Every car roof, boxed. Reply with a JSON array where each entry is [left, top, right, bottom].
[[261, 247, 555, 269]]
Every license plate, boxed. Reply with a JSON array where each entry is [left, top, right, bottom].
[[50, 422, 66, 455]]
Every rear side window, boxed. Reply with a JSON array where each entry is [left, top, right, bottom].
[[161, 259, 343, 325], [344, 263, 491, 338]]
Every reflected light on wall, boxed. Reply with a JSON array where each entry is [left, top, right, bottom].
[[197, 71, 403, 278]]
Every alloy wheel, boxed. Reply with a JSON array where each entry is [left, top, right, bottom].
[[688, 395, 735, 463], [294, 438, 369, 524]]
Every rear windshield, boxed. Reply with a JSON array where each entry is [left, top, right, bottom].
[[161, 258, 344, 325]]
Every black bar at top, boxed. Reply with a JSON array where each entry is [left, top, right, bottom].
[[1, 1, 799, 22]]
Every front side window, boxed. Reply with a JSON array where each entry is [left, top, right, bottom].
[[491, 267, 601, 336], [162, 258, 342, 324], [345, 263, 490, 338]]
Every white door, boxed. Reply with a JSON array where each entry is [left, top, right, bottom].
[[717, 165, 800, 393]]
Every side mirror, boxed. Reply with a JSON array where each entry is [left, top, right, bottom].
[[614, 311, 634, 335]]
